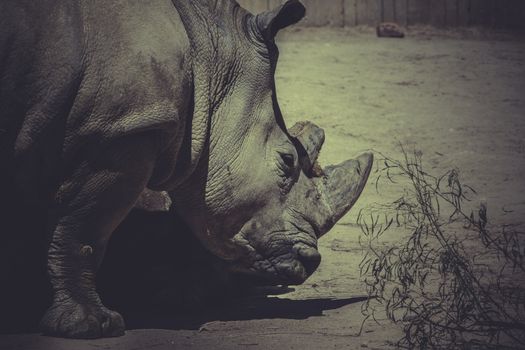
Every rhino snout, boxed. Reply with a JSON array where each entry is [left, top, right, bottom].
[[294, 244, 321, 276]]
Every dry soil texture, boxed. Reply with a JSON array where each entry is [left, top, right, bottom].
[[1, 27, 525, 350]]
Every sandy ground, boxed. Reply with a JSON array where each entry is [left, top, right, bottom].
[[1, 27, 525, 350]]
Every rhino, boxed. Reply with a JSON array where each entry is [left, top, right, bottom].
[[0, 0, 373, 339]]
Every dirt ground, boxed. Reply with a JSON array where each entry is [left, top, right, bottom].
[[1, 27, 524, 350]]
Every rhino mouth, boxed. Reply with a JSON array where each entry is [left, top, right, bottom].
[[228, 221, 320, 286]]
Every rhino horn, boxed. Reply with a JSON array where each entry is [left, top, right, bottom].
[[317, 152, 374, 237], [289, 121, 325, 177]]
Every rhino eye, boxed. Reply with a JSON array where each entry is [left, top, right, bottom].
[[280, 152, 295, 169], [276, 151, 298, 192]]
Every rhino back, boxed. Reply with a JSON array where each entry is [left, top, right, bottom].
[[0, 0, 191, 202]]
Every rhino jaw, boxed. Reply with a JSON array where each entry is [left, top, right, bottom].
[[319, 152, 374, 233]]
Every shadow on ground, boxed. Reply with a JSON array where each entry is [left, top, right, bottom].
[[1, 205, 366, 336], [123, 296, 368, 331], [0, 295, 368, 350]]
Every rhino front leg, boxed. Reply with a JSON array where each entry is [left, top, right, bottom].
[[40, 134, 158, 338]]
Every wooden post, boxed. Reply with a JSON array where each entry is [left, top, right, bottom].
[[445, 0, 455, 26], [344, 0, 359, 26], [453, 0, 469, 26], [356, 0, 380, 26], [492, 0, 507, 28], [507, 0, 525, 29], [383, 0, 396, 22], [393, 0, 397, 22], [395, 0, 408, 26], [469, 0, 492, 26], [429, 0, 446, 27], [408, 0, 430, 25]]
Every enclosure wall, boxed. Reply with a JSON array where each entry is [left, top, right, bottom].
[[238, 0, 525, 29]]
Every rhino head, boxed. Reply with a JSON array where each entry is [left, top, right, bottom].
[[169, 0, 373, 285]]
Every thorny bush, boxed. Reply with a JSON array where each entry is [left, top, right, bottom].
[[358, 145, 525, 349]]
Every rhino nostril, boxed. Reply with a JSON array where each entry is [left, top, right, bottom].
[[297, 247, 321, 276]]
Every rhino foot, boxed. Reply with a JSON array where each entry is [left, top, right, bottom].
[[39, 298, 125, 339]]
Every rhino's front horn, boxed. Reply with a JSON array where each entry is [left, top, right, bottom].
[[318, 152, 374, 235], [289, 121, 325, 177]]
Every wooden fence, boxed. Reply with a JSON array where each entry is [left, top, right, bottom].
[[237, 0, 525, 29]]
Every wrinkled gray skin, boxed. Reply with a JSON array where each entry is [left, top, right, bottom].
[[0, 0, 372, 339]]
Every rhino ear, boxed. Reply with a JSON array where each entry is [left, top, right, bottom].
[[256, 0, 306, 40]]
